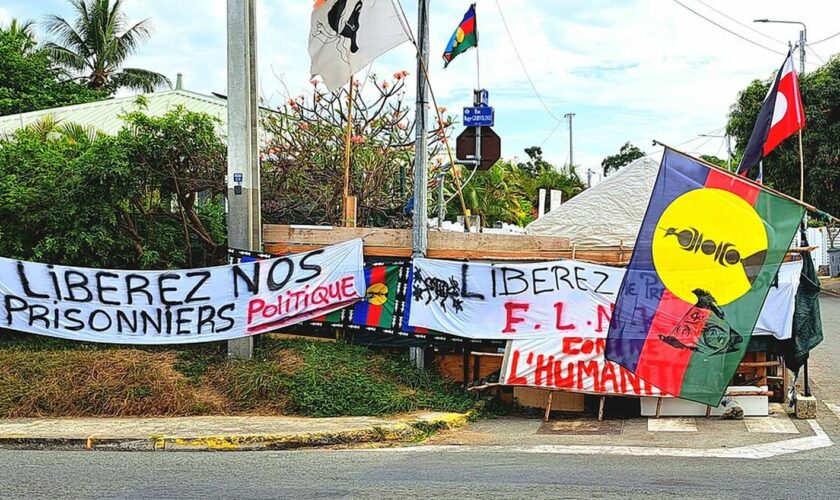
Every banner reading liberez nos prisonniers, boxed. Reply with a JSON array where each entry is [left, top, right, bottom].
[[0, 239, 365, 344]]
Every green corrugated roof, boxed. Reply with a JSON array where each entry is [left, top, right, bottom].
[[0, 89, 228, 136]]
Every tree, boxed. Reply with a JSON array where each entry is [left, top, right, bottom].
[[0, 29, 107, 115], [518, 146, 552, 176], [436, 147, 585, 227], [699, 154, 728, 169], [261, 72, 452, 228], [0, 19, 38, 54], [44, 0, 170, 93], [727, 57, 840, 216], [0, 107, 226, 269], [601, 141, 645, 176]]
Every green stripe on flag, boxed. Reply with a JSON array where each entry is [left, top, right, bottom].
[[679, 190, 804, 404]]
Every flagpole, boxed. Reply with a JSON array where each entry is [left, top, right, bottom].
[[798, 129, 805, 201], [343, 76, 355, 227], [653, 141, 825, 215]]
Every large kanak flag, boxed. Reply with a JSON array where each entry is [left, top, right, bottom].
[[309, 0, 410, 91], [737, 50, 806, 175], [605, 148, 804, 406]]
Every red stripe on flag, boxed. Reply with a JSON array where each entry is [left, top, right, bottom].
[[366, 266, 386, 327], [704, 169, 760, 206], [635, 290, 696, 397], [460, 16, 475, 34]]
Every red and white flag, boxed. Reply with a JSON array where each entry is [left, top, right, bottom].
[[737, 50, 805, 175]]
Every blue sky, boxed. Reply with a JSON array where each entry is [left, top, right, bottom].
[[3, 0, 839, 179]]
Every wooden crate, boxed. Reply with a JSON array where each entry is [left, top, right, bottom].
[[513, 387, 585, 412]]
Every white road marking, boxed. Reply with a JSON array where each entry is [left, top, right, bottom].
[[357, 420, 831, 460], [647, 417, 697, 432], [744, 415, 799, 434], [825, 402, 840, 420]]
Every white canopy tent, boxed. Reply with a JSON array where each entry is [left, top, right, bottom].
[[526, 156, 660, 246]]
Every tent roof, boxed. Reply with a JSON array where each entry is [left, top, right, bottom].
[[526, 156, 661, 246]]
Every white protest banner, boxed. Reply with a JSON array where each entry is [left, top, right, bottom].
[[501, 338, 667, 397], [0, 239, 364, 344], [407, 257, 624, 340]]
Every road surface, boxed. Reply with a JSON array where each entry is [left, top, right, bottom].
[[2, 295, 840, 499]]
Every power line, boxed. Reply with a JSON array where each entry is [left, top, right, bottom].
[[806, 45, 826, 65], [671, 0, 786, 56], [809, 30, 840, 46], [540, 120, 563, 148], [493, 0, 563, 125], [692, 0, 787, 46]]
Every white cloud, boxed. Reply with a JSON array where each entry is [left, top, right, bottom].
[[0, 7, 10, 25], [5, 0, 840, 169]]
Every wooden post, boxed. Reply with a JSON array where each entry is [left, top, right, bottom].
[[598, 396, 606, 422], [343, 76, 355, 227], [798, 129, 805, 201], [543, 391, 554, 422]]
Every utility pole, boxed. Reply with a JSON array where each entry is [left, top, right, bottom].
[[226, 0, 260, 359], [754, 18, 806, 70], [564, 112, 575, 168], [410, 0, 429, 369]]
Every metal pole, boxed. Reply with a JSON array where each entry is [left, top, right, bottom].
[[226, 0, 260, 359], [437, 168, 445, 228], [565, 113, 575, 168], [410, 0, 430, 369], [413, 0, 429, 258], [726, 134, 732, 171], [799, 28, 806, 73]]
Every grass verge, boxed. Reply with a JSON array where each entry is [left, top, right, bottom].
[[0, 333, 476, 418]]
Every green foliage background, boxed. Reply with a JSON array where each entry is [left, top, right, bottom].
[[727, 57, 840, 217]]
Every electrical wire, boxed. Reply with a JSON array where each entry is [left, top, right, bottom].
[[692, 0, 787, 46], [539, 120, 563, 148], [492, 0, 564, 125], [809, 30, 840, 46], [806, 45, 826, 65], [671, 0, 786, 56]]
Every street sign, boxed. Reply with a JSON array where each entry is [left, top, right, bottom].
[[463, 106, 494, 127], [474, 89, 489, 107], [456, 126, 501, 171]]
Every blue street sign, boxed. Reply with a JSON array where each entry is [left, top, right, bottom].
[[463, 106, 494, 127]]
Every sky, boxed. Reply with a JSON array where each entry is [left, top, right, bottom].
[[3, 0, 840, 179]]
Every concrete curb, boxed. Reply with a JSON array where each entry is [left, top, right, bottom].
[[0, 411, 476, 452]]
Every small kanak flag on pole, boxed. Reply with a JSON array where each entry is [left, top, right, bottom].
[[309, 0, 410, 91], [737, 49, 806, 176], [442, 3, 477, 68]]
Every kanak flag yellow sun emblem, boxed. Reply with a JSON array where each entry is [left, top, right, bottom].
[[652, 188, 768, 306]]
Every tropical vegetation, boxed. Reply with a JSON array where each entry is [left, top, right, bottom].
[[727, 56, 840, 218], [44, 0, 170, 92]]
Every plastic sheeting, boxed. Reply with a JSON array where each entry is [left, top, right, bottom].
[[526, 156, 660, 246]]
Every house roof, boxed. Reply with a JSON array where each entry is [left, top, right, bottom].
[[0, 87, 228, 137]]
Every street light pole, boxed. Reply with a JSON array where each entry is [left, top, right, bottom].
[[754, 19, 807, 70]]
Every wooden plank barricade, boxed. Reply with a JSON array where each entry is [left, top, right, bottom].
[[263, 225, 629, 264]]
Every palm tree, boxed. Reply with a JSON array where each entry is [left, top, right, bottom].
[[1, 18, 38, 54], [43, 0, 170, 93]]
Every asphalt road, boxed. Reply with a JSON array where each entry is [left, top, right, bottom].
[[2, 295, 840, 499], [2, 448, 839, 499]]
